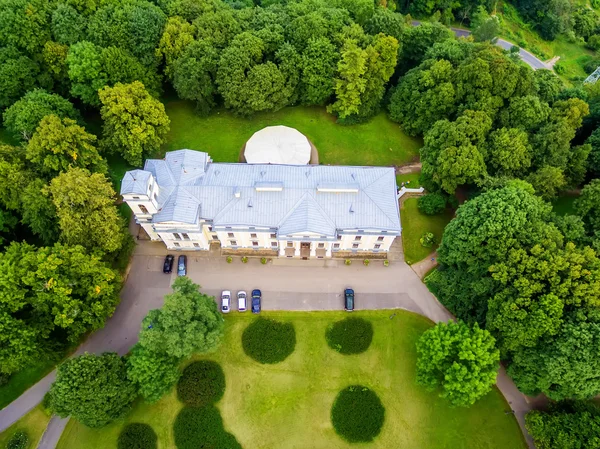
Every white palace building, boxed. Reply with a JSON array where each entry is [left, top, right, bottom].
[[121, 130, 401, 259]]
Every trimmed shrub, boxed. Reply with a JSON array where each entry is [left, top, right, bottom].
[[177, 361, 225, 407], [383, 260, 389, 267], [242, 318, 296, 364], [420, 232, 436, 248], [173, 406, 242, 449], [344, 259, 352, 265], [6, 431, 28, 449], [226, 256, 232, 263], [363, 259, 370, 266], [241, 256, 248, 263], [118, 423, 157, 449], [417, 193, 446, 215], [260, 257, 267, 264], [331, 386, 385, 443], [326, 317, 374, 355]]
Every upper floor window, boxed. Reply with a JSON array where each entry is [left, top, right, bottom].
[[208, 226, 213, 232], [173, 233, 181, 240], [251, 233, 257, 238], [193, 243, 200, 248], [270, 233, 277, 239], [377, 236, 384, 242], [354, 236, 362, 241], [228, 232, 234, 238], [318, 243, 325, 248], [173, 242, 180, 247], [139, 204, 148, 214], [182, 233, 190, 240], [212, 235, 219, 240]]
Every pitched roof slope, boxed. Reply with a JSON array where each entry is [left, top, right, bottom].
[[122, 150, 401, 233]]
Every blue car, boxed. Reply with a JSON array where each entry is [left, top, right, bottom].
[[251, 289, 261, 314], [177, 255, 187, 276]]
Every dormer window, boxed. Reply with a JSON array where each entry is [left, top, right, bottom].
[[139, 205, 149, 214], [133, 196, 140, 199]]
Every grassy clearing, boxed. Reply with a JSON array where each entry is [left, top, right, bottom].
[[0, 359, 58, 409], [552, 193, 579, 215], [0, 405, 51, 449], [163, 101, 423, 167], [494, 1, 593, 83], [401, 197, 453, 264], [396, 171, 421, 189], [57, 311, 525, 449]]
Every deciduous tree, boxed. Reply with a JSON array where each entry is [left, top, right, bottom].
[[26, 115, 105, 176], [3, 89, 81, 141], [48, 167, 124, 253], [127, 344, 180, 403], [137, 277, 224, 359], [416, 320, 499, 407], [49, 353, 137, 427], [99, 81, 170, 166]]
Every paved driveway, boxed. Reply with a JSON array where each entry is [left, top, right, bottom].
[[0, 241, 534, 449]]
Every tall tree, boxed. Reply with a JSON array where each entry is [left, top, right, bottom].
[[137, 277, 224, 359], [127, 344, 180, 403], [26, 115, 106, 176], [416, 320, 500, 407], [99, 81, 170, 166], [47, 167, 125, 253], [2, 89, 81, 140], [299, 37, 338, 105], [327, 39, 367, 119], [49, 353, 137, 427], [51, 4, 86, 46], [155, 16, 196, 80], [20, 179, 59, 245], [0, 46, 41, 110], [0, 0, 51, 54]]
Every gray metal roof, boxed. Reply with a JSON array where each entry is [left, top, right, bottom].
[[120, 169, 150, 195], [122, 150, 401, 233]]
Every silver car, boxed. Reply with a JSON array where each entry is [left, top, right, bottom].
[[237, 291, 247, 312], [221, 290, 231, 313]]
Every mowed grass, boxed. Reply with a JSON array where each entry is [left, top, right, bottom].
[[57, 311, 526, 449], [163, 101, 423, 166], [401, 197, 454, 264], [0, 359, 57, 409], [552, 193, 579, 216], [0, 405, 51, 448], [396, 171, 421, 189]]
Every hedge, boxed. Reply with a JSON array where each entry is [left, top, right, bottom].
[[6, 431, 28, 449], [331, 385, 385, 443], [117, 423, 157, 449], [173, 406, 242, 449], [242, 318, 296, 364], [326, 317, 374, 355], [177, 361, 225, 407]]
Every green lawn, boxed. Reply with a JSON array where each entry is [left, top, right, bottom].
[[396, 171, 421, 189], [552, 193, 579, 216], [0, 360, 58, 409], [163, 101, 423, 167], [0, 405, 51, 449], [401, 197, 454, 264], [58, 311, 525, 449]]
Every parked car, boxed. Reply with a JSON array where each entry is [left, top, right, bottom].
[[251, 289, 261, 314], [177, 255, 187, 276], [237, 291, 247, 312], [344, 288, 354, 311], [221, 290, 231, 313], [163, 254, 174, 274]]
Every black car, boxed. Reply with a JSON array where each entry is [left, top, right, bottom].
[[163, 255, 174, 273], [177, 255, 187, 276], [251, 289, 261, 314], [344, 288, 354, 311]]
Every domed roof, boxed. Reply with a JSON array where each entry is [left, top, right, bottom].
[[244, 125, 311, 165]]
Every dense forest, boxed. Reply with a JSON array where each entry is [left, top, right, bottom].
[[2, 0, 600, 441]]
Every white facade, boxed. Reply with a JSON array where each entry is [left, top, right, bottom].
[[121, 149, 401, 259]]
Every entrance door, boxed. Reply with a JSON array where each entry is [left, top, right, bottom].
[[300, 242, 310, 260]]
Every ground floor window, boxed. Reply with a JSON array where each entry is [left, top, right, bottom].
[[271, 241, 278, 247], [212, 235, 219, 240], [173, 242, 180, 247], [193, 243, 200, 248], [230, 240, 237, 246], [318, 243, 325, 248], [333, 243, 340, 249], [252, 241, 259, 247], [352, 243, 359, 249], [374, 244, 381, 249]]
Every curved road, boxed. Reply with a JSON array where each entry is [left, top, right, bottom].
[[412, 21, 550, 70], [0, 240, 535, 448]]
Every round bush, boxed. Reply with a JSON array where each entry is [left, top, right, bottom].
[[117, 423, 157, 449], [417, 193, 446, 215], [326, 317, 374, 355], [242, 318, 296, 364], [174, 406, 242, 449], [331, 386, 385, 443], [6, 431, 28, 449], [177, 361, 225, 407]]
